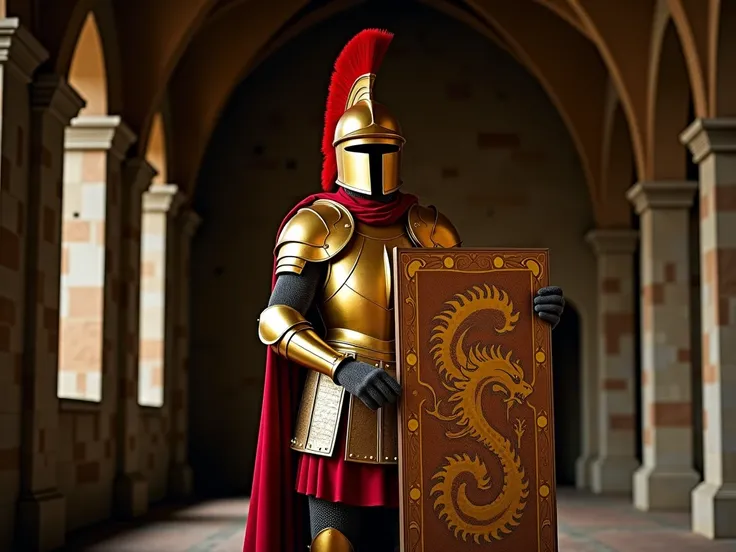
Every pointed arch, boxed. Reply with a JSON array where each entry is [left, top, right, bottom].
[[600, 84, 635, 227], [146, 112, 168, 184], [647, 16, 691, 179], [565, 0, 655, 180], [68, 12, 107, 115]]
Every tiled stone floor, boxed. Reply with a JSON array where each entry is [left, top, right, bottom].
[[61, 488, 736, 551]]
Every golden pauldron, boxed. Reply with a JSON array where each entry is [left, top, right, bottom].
[[257, 304, 347, 379]]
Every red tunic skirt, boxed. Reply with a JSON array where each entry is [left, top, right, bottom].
[[295, 409, 399, 508]]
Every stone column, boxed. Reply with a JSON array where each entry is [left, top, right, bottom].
[[15, 73, 84, 552], [60, 116, 136, 402], [113, 159, 155, 518], [0, 21, 48, 551], [139, 185, 183, 408], [576, 329, 599, 490], [168, 208, 200, 498], [627, 181, 700, 511], [681, 119, 736, 538], [586, 229, 640, 494]]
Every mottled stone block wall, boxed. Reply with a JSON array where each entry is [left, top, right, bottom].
[[56, 116, 134, 532], [57, 408, 116, 531], [0, 24, 43, 547], [139, 412, 169, 502], [113, 159, 155, 519], [168, 210, 199, 498], [682, 119, 736, 538], [628, 181, 699, 511], [58, 149, 106, 401], [586, 229, 639, 494]]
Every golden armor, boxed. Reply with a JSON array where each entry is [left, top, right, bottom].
[[258, 199, 461, 465], [310, 527, 354, 552], [333, 74, 405, 195]]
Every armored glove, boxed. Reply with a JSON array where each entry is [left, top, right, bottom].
[[534, 286, 565, 329], [334, 359, 401, 410]]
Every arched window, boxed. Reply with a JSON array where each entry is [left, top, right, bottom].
[[57, 13, 109, 401]]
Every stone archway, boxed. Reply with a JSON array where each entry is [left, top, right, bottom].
[[552, 301, 582, 486]]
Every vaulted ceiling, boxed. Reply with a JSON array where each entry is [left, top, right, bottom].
[[6, 0, 734, 225]]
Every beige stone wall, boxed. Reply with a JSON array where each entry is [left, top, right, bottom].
[[58, 148, 106, 401], [190, 4, 597, 492]]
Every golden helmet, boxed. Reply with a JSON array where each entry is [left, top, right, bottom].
[[321, 29, 405, 196], [333, 74, 405, 195]]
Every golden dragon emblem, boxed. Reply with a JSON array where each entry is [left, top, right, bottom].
[[428, 284, 533, 543]]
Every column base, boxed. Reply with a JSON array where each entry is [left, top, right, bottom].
[[633, 465, 700, 511], [16, 489, 66, 552], [114, 472, 149, 519], [692, 481, 736, 539], [591, 455, 639, 494], [168, 463, 193, 499], [575, 454, 595, 490]]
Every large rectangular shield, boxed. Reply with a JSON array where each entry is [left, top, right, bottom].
[[393, 248, 557, 552]]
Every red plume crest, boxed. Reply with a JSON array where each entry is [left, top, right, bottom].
[[321, 29, 394, 191]]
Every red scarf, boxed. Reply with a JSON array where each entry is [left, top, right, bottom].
[[332, 187, 418, 225], [243, 188, 417, 552]]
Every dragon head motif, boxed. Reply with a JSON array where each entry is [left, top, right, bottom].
[[455, 329, 533, 408]]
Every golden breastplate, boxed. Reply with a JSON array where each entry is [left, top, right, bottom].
[[320, 221, 412, 353], [276, 199, 461, 466], [293, 223, 412, 465]]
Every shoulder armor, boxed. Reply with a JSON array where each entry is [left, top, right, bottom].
[[275, 199, 355, 275], [406, 204, 462, 248]]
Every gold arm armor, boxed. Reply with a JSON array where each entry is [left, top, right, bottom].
[[311, 528, 354, 552], [406, 203, 462, 248], [258, 304, 347, 379], [274, 199, 355, 275]]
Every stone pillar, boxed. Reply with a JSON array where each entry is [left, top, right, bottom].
[[627, 181, 700, 511], [60, 116, 135, 402], [681, 119, 736, 538], [0, 21, 47, 550], [113, 159, 155, 518], [576, 331, 599, 490], [586, 229, 640, 494], [139, 185, 183, 408], [15, 73, 84, 552], [168, 208, 200, 498]]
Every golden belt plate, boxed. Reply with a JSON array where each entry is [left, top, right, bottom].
[[393, 248, 558, 552]]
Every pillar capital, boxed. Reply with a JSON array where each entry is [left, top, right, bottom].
[[143, 184, 185, 217], [585, 228, 639, 256], [31, 74, 85, 125], [680, 118, 736, 163], [65, 115, 136, 160], [0, 19, 48, 82], [124, 157, 157, 196], [626, 181, 698, 215]]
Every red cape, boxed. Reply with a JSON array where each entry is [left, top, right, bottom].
[[243, 188, 417, 552]]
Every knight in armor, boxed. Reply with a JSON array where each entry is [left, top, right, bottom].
[[243, 29, 565, 552]]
